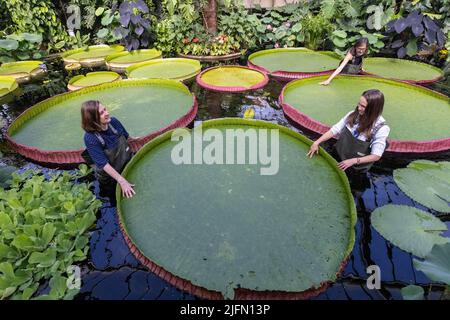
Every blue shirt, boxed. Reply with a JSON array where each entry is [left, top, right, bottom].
[[84, 117, 129, 169]]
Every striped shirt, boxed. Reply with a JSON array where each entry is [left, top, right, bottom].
[[84, 117, 129, 169], [331, 111, 390, 157]]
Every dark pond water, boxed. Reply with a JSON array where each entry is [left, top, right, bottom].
[[0, 57, 449, 300]]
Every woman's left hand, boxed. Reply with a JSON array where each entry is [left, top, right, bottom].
[[338, 158, 357, 171]]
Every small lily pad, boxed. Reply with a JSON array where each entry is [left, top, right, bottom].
[[371, 204, 449, 258], [394, 160, 450, 213], [414, 243, 450, 285]]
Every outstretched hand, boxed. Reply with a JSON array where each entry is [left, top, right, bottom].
[[307, 142, 319, 158], [337, 158, 357, 171], [319, 80, 330, 86], [119, 178, 136, 198]]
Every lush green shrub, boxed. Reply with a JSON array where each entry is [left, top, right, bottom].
[[0, 33, 46, 63], [0, 166, 101, 300], [2, 0, 71, 51]]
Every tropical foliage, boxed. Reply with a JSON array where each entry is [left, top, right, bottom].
[[0, 166, 101, 300]]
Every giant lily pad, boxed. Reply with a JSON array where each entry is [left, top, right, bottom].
[[413, 243, 450, 285], [248, 48, 340, 81], [67, 71, 121, 91], [6, 79, 197, 164], [117, 118, 356, 299], [105, 49, 162, 73], [0, 61, 46, 84], [126, 58, 201, 81], [61, 45, 125, 68], [0, 76, 18, 99], [363, 57, 444, 84], [371, 204, 449, 258], [394, 160, 450, 213], [196, 66, 269, 92], [280, 75, 450, 153]]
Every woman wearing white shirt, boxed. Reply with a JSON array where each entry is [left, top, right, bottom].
[[307, 89, 390, 172]]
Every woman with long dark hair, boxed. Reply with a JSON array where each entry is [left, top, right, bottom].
[[81, 100, 135, 198], [307, 89, 390, 172], [320, 37, 369, 85]]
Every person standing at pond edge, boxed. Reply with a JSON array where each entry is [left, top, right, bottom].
[[319, 37, 369, 86], [307, 89, 390, 172], [81, 100, 135, 198]]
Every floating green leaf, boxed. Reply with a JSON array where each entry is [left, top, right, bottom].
[[248, 48, 340, 73], [371, 204, 449, 258], [363, 57, 443, 82], [401, 285, 425, 300], [414, 243, 450, 285], [118, 119, 356, 299], [394, 160, 450, 213]]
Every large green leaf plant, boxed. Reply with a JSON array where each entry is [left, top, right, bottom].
[[0, 166, 101, 300]]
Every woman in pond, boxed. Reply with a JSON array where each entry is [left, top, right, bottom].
[[319, 37, 369, 85], [307, 89, 390, 173], [81, 100, 135, 199]]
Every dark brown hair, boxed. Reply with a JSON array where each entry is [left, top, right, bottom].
[[346, 89, 385, 138], [349, 37, 369, 56], [81, 100, 103, 132]]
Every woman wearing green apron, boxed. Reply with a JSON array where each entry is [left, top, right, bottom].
[[319, 37, 369, 86], [81, 100, 135, 199], [307, 89, 390, 173]]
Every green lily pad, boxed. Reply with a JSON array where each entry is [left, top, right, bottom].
[[394, 160, 450, 213], [248, 48, 340, 73], [363, 57, 444, 82], [197, 66, 268, 91], [105, 49, 162, 72], [0, 76, 18, 98], [118, 118, 356, 299], [126, 58, 201, 81], [8, 79, 195, 152], [414, 243, 450, 285], [281, 75, 450, 143], [67, 71, 120, 91], [371, 204, 449, 258], [401, 285, 425, 300], [0, 61, 45, 83], [62, 45, 125, 67]]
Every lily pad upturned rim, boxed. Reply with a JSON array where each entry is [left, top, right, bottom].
[[67, 71, 121, 91], [247, 47, 340, 81], [196, 65, 269, 92], [0, 75, 19, 98], [126, 58, 202, 82], [178, 51, 242, 62], [279, 74, 450, 154], [0, 60, 46, 83], [116, 118, 357, 300], [105, 49, 163, 72], [362, 57, 444, 85], [61, 44, 125, 67], [6, 79, 197, 164]]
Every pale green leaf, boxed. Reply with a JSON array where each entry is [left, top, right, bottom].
[[414, 243, 450, 285], [401, 285, 425, 300], [371, 205, 449, 258]]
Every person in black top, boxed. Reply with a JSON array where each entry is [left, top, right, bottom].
[[81, 100, 136, 199], [319, 37, 369, 86]]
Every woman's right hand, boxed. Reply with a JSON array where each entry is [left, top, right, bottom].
[[319, 80, 330, 86], [307, 142, 320, 158], [118, 178, 136, 198]]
